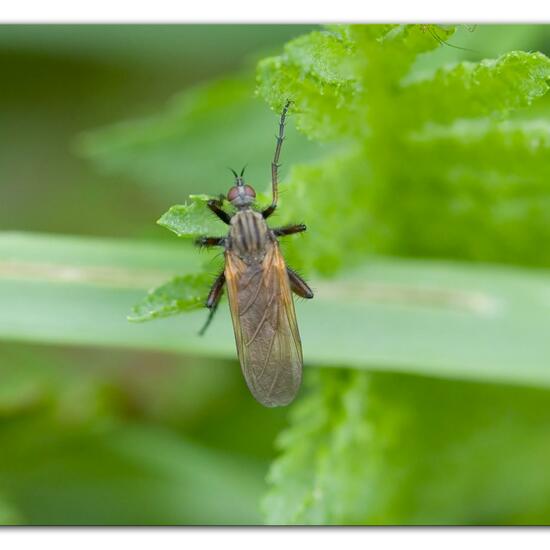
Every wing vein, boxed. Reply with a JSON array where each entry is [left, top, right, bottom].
[[240, 267, 264, 316], [245, 287, 278, 347]]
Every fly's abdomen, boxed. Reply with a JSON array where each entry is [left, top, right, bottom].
[[229, 210, 269, 260]]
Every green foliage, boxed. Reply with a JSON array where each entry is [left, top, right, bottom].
[[265, 370, 550, 525], [0, 494, 21, 525], [5, 232, 550, 390], [157, 196, 227, 239], [0, 341, 275, 524], [257, 25, 550, 272], [118, 24, 550, 330], [128, 274, 210, 322], [12, 24, 550, 525], [77, 77, 322, 201], [402, 52, 550, 123], [254, 24, 550, 525]]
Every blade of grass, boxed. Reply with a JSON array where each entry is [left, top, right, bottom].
[[1, 231, 550, 389]]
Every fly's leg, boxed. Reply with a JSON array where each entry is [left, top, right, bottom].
[[208, 199, 232, 224], [263, 100, 292, 219], [287, 267, 314, 299], [205, 271, 226, 308], [199, 271, 226, 336], [195, 236, 226, 248], [198, 290, 224, 336], [273, 224, 306, 237]]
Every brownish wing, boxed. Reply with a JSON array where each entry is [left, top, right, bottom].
[[224, 242, 303, 407]]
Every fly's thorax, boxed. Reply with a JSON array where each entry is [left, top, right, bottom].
[[228, 209, 271, 261]]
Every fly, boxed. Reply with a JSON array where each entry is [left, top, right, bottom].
[[195, 101, 313, 408]]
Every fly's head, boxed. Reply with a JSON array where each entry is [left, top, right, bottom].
[[227, 167, 255, 209]]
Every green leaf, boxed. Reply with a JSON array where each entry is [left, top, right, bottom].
[[155, 190, 271, 240], [409, 119, 550, 180], [265, 370, 550, 524], [257, 25, 459, 142], [157, 195, 227, 239], [349, 24, 457, 81], [256, 29, 359, 142], [401, 51, 550, 126], [128, 274, 210, 322], [284, 30, 356, 84], [410, 25, 550, 76], [373, 118, 550, 265]]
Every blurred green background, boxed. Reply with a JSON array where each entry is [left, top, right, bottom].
[[0, 24, 316, 525], [1, 24, 550, 525]]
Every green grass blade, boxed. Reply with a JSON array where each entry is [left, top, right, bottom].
[[2, 232, 550, 389]]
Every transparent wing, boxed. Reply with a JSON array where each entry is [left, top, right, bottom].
[[225, 242, 303, 407]]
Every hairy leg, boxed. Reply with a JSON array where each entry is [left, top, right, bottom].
[[196, 236, 226, 248], [208, 199, 232, 224], [199, 271, 226, 336], [287, 268, 313, 299], [273, 224, 306, 237]]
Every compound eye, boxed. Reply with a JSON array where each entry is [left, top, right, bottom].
[[227, 186, 239, 202], [243, 185, 256, 198]]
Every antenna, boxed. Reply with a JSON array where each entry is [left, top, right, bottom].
[[227, 166, 244, 186]]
